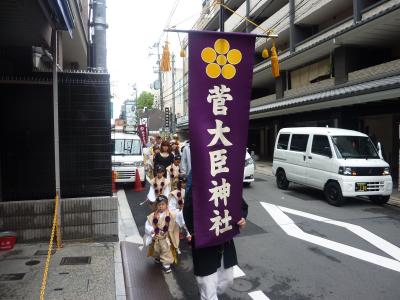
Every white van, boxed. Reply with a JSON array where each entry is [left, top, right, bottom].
[[111, 132, 146, 186], [272, 127, 392, 206], [243, 150, 255, 186]]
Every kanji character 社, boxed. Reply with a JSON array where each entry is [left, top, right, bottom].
[[209, 209, 233, 236]]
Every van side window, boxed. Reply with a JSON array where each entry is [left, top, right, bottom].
[[312, 135, 332, 157], [290, 134, 309, 152], [277, 134, 290, 150]]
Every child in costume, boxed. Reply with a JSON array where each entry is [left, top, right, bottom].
[[144, 195, 180, 273], [168, 174, 191, 243], [166, 154, 182, 190], [147, 165, 170, 210]]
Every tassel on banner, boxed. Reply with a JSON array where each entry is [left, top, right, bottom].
[[180, 48, 186, 58], [160, 40, 171, 72], [271, 41, 280, 78], [262, 48, 269, 59]]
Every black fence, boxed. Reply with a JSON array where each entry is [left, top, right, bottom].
[[0, 71, 112, 201]]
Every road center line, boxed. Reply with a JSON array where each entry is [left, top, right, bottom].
[[248, 290, 271, 300]]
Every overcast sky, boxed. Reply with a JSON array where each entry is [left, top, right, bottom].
[[107, 0, 201, 119]]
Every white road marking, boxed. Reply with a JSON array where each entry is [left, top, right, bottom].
[[279, 205, 400, 261], [233, 265, 245, 278], [248, 290, 271, 300], [261, 202, 400, 273]]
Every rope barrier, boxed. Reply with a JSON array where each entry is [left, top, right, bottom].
[[39, 192, 61, 300]]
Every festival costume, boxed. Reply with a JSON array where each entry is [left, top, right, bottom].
[[144, 210, 180, 267], [166, 164, 181, 190], [168, 188, 191, 245], [147, 177, 171, 203]]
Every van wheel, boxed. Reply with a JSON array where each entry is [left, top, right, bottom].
[[369, 195, 390, 205], [324, 182, 345, 206], [276, 169, 289, 190], [141, 180, 146, 188]]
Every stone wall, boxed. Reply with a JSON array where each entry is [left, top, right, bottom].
[[0, 196, 118, 242]]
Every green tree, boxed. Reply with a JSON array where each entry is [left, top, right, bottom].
[[136, 91, 154, 109]]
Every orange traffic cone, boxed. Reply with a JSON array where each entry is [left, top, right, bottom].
[[112, 171, 117, 193], [134, 168, 144, 192]]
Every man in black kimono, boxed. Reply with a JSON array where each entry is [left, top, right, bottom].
[[183, 172, 248, 300]]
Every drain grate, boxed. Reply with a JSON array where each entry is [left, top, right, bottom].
[[0, 273, 25, 281], [60, 256, 91, 265], [34, 250, 56, 256]]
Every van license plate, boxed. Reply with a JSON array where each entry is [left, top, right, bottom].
[[355, 182, 368, 192]]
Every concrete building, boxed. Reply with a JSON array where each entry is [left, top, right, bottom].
[[0, 0, 115, 242], [177, 0, 400, 185]]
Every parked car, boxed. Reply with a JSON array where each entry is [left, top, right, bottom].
[[243, 150, 255, 186], [111, 132, 146, 186], [272, 127, 392, 206]]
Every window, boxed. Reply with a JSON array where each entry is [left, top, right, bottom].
[[312, 135, 332, 157], [331, 136, 379, 159], [113, 139, 141, 155], [290, 134, 309, 152], [277, 134, 290, 150]]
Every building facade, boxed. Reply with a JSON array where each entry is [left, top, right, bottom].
[[0, 0, 115, 242], [177, 0, 400, 186]]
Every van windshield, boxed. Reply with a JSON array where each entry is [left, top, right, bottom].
[[113, 139, 141, 155], [331, 136, 379, 159]]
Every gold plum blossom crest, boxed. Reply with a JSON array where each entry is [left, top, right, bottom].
[[201, 39, 242, 79]]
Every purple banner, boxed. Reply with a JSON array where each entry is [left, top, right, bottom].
[[188, 31, 256, 248], [138, 124, 147, 146]]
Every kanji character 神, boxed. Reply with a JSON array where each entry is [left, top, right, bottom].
[[209, 178, 231, 207]]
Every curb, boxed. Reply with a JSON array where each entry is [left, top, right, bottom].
[[388, 196, 400, 208]]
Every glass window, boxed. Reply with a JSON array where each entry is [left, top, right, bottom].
[[277, 134, 290, 150], [290, 134, 309, 152], [331, 136, 379, 159], [113, 139, 141, 155], [312, 135, 332, 157]]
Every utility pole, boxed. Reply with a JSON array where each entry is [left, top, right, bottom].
[[171, 54, 176, 133], [157, 46, 165, 133]]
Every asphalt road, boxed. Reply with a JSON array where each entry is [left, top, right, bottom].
[[125, 172, 400, 300]]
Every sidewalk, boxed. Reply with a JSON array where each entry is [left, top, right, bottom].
[[254, 160, 400, 207], [0, 242, 116, 300], [0, 184, 157, 300]]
